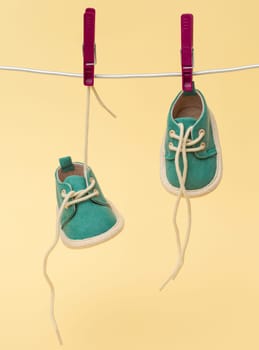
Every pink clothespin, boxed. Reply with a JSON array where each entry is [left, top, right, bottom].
[[83, 8, 96, 86], [181, 14, 194, 92]]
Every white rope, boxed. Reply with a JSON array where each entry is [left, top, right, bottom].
[[0, 65, 81, 78], [1, 64, 259, 79]]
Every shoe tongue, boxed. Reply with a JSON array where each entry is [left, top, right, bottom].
[[175, 117, 197, 131], [64, 175, 87, 191]]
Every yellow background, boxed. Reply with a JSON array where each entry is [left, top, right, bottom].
[[0, 0, 258, 349]]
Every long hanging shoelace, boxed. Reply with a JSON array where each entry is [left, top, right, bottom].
[[43, 86, 116, 345], [160, 123, 205, 291], [84, 86, 116, 177]]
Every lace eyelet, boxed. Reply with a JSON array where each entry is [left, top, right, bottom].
[[200, 142, 206, 149], [168, 142, 174, 150], [199, 129, 205, 136], [169, 130, 175, 137], [61, 189, 66, 197]]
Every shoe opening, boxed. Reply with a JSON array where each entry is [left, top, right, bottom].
[[173, 92, 202, 119], [58, 164, 84, 182]]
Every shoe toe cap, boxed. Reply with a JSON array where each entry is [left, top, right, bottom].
[[62, 201, 118, 240]]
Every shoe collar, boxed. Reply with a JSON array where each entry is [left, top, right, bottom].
[[166, 89, 217, 160], [55, 162, 109, 206]]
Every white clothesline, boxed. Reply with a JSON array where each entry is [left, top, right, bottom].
[[0, 64, 259, 79]]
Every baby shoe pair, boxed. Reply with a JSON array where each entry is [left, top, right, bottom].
[[55, 86, 222, 259], [48, 85, 222, 344]]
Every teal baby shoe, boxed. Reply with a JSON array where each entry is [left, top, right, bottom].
[[44, 156, 124, 344], [55, 156, 124, 248], [160, 88, 222, 196], [160, 88, 222, 289]]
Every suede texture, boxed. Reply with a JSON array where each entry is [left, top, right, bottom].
[[55, 162, 117, 240], [164, 89, 218, 190]]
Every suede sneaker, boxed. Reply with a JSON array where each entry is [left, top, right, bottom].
[[160, 88, 222, 289], [56, 156, 124, 248], [161, 88, 222, 196]]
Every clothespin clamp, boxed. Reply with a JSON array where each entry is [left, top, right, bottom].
[[181, 14, 194, 92], [83, 8, 96, 86]]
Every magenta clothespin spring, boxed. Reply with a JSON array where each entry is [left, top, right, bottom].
[[83, 8, 96, 86], [181, 14, 194, 92]]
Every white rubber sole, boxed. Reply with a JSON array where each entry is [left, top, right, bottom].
[[60, 202, 124, 249], [160, 110, 223, 198]]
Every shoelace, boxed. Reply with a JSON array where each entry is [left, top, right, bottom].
[[43, 178, 98, 345], [160, 123, 205, 291], [84, 86, 116, 175], [43, 86, 115, 345]]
